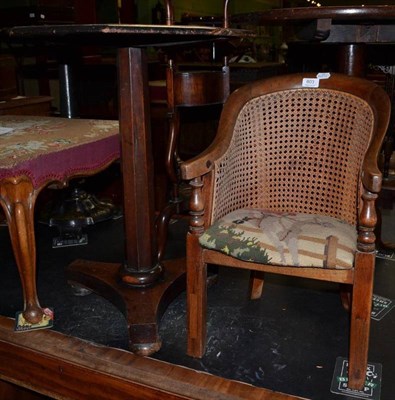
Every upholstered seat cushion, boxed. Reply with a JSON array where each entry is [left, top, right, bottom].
[[199, 208, 357, 269], [0, 115, 120, 188]]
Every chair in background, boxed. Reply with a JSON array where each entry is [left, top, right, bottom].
[[164, 59, 230, 211], [156, 0, 230, 261], [180, 73, 390, 390], [0, 115, 119, 326], [163, 0, 230, 211], [0, 54, 53, 117]]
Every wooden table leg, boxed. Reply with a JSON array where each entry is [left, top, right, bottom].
[[336, 43, 367, 77], [1, 177, 44, 324]]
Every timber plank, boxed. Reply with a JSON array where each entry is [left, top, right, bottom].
[[0, 316, 307, 400]]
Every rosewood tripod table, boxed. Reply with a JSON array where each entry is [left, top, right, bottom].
[[5, 24, 248, 355], [238, 5, 395, 77]]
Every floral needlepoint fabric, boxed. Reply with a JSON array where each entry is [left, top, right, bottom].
[[0, 116, 120, 189], [199, 208, 357, 269]]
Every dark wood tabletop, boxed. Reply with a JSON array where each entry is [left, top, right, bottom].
[[231, 5, 395, 78], [4, 23, 252, 48], [234, 5, 395, 24], [233, 5, 395, 44]]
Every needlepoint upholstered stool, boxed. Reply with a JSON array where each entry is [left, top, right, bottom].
[[0, 115, 120, 329]]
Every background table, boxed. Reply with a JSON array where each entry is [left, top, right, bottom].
[[234, 5, 395, 77]]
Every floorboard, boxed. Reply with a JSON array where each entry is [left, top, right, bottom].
[[0, 211, 394, 399]]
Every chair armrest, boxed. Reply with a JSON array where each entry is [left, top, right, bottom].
[[362, 157, 382, 193], [180, 150, 215, 181]]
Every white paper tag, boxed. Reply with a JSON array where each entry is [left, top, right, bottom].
[[0, 127, 14, 135], [302, 78, 320, 88], [316, 72, 331, 79]]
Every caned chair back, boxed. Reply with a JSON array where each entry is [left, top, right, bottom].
[[193, 74, 388, 228], [212, 85, 374, 226]]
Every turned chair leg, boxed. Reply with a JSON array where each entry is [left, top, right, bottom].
[[340, 283, 352, 311], [1, 177, 44, 324], [166, 109, 182, 207], [186, 233, 207, 358], [155, 202, 175, 262], [249, 270, 265, 300], [155, 109, 182, 261], [348, 252, 374, 390]]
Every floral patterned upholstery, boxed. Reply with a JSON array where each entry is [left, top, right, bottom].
[[0, 115, 120, 188], [199, 208, 357, 269]]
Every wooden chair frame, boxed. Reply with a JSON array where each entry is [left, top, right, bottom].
[[180, 73, 391, 391]]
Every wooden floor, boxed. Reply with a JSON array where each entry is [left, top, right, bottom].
[[0, 316, 307, 400]]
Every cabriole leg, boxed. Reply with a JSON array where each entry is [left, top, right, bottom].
[[0, 177, 43, 324]]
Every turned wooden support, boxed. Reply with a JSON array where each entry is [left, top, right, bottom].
[[165, 110, 181, 199], [165, 59, 182, 201], [0, 177, 43, 324], [188, 177, 205, 235], [357, 189, 378, 253]]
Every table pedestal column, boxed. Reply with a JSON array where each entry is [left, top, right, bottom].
[[66, 47, 186, 355], [337, 43, 367, 77]]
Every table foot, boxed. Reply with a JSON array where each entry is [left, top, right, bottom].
[[66, 258, 185, 356], [23, 305, 45, 325], [119, 263, 164, 287]]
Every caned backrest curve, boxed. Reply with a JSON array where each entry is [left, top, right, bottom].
[[211, 88, 374, 226]]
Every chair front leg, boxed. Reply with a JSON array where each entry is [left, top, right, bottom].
[[348, 251, 374, 391], [186, 232, 207, 358], [0, 177, 43, 324], [348, 187, 378, 389], [186, 175, 208, 357]]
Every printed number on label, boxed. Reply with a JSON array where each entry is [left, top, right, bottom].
[[302, 78, 320, 88]]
